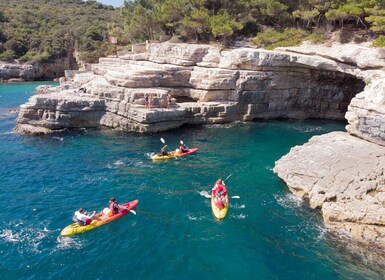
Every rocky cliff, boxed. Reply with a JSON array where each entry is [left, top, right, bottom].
[[274, 43, 385, 255], [15, 43, 364, 134], [0, 57, 77, 82], [14, 42, 385, 254]]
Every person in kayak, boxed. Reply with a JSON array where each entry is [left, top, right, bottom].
[[74, 208, 96, 226], [212, 179, 227, 209], [109, 197, 128, 214], [179, 142, 188, 153], [160, 145, 169, 156]]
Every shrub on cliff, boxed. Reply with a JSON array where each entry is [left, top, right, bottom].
[[373, 35, 385, 47], [251, 28, 306, 49]]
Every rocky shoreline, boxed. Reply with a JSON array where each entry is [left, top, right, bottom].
[[12, 41, 385, 254]]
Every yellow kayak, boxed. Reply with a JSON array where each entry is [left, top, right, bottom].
[[151, 148, 198, 160], [211, 193, 229, 219], [60, 200, 138, 236]]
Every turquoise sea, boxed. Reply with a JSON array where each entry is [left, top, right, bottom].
[[0, 82, 384, 279]]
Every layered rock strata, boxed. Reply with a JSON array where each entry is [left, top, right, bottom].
[[274, 43, 385, 252], [274, 132, 385, 249], [0, 57, 76, 82], [15, 43, 365, 134]]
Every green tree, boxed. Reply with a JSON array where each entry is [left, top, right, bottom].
[[181, 8, 211, 41], [209, 11, 243, 43]]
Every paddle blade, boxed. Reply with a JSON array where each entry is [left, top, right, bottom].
[[180, 140, 183, 145], [130, 210, 137, 215], [160, 138, 165, 144], [231, 195, 240, 199]]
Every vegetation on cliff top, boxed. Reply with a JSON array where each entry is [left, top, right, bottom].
[[121, 0, 385, 47], [1, 0, 385, 65], [0, 0, 120, 63]]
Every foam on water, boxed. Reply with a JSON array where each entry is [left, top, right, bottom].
[[232, 204, 246, 209], [0, 221, 51, 254], [231, 213, 246, 219], [56, 236, 84, 250], [198, 190, 211, 198], [275, 193, 303, 209]]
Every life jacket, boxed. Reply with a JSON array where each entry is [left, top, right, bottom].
[[215, 184, 227, 197], [180, 145, 188, 153], [216, 199, 224, 209], [110, 202, 118, 214]]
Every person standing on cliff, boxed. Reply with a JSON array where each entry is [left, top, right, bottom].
[[149, 94, 153, 109], [167, 94, 172, 108], [144, 93, 149, 108]]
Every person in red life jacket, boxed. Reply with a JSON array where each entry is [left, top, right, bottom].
[[74, 208, 96, 226], [109, 197, 128, 214], [179, 143, 188, 153], [212, 179, 228, 209]]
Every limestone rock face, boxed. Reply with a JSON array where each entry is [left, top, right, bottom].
[[148, 43, 214, 66], [16, 91, 106, 133], [15, 42, 367, 134], [278, 42, 385, 69], [345, 71, 385, 146], [271, 41, 385, 254], [0, 58, 76, 81], [0, 62, 35, 81], [274, 131, 385, 250]]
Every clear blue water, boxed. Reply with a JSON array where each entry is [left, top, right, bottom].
[[0, 83, 384, 279]]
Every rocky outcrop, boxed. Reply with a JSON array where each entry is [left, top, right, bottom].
[[274, 132, 385, 249], [273, 43, 385, 253], [15, 43, 365, 134], [0, 57, 77, 82], [0, 62, 35, 81]]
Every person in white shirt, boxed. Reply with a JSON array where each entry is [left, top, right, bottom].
[[74, 208, 95, 226]]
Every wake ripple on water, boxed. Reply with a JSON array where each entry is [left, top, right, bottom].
[[232, 204, 246, 209], [275, 193, 303, 209], [187, 214, 205, 221], [56, 236, 83, 250], [230, 213, 247, 219], [106, 158, 154, 169], [198, 190, 211, 198], [0, 221, 51, 254], [274, 193, 327, 242]]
